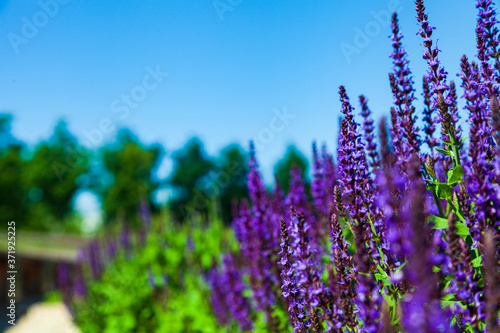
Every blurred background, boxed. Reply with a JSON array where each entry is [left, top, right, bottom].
[[0, 0, 480, 331]]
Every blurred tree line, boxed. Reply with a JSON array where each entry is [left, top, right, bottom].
[[0, 113, 310, 233]]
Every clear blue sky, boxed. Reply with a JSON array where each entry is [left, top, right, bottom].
[[1, 0, 478, 182]]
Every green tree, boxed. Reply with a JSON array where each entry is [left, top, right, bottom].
[[274, 145, 309, 193], [216, 144, 249, 225], [23, 120, 90, 230], [0, 114, 27, 224], [168, 138, 214, 223], [100, 130, 162, 226]]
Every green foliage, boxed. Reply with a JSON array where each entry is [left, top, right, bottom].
[[0, 119, 89, 231], [100, 130, 162, 226], [26, 125, 88, 212], [431, 215, 469, 236], [0, 114, 27, 224], [447, 165, 465, 185], [74, 216, 234, 333], [0, 147, 27, 223], [168, 138, 215, 222], [274, 145, 309, 193], [216, 144, 249, 225]]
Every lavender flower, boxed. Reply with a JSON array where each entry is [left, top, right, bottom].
[[353, 222, 382, 333], [389, 12, 420, 154], [246, 142, 276, 323], [329, 212, 356, 329], [476, 0, 500, 90], [285, 165, 312, 222], [491, 94, 500, 146], [73, 263, 86, 298], [379, 117, 395, 169], [390, 106, 409, 171], [278, 217, 307, 332], [106, 236, 117, 261], [208, 261, 231, 327], [289, 209, 334, 329], [415, 0, 459, 147], [444, 212, 481, 328], [312, 142, 328, 221], [476, 0, 500, 68], [422, 75, 439, 151], [460, 55, 500, 243], [401, 159, 453, 333], [233, 198, 252, 261], [222, 254, 254, 332], [57, 263, 73, 310], [359, 95, 381, 169], [87, 239, 103, 280], [336, 86, 371, 223]]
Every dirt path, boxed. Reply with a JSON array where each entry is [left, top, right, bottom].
[[5, 302, 80, 333]]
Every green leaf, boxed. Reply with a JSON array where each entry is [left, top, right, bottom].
[[436, 183, 453, 199], [436, 148, 452, 156], [374, 272, 392, 286], [431, 215, 469, 236], [456, 221, 469, 236], [447, 165, 465, 185], [433, 216, 449, 229], [471, 256, 482, 268]]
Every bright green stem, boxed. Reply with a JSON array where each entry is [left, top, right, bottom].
[[448, 129, 461, 167], [433, 190, 445, 218]]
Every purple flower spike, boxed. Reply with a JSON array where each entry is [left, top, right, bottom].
[[460, 55, 500, 243], [337, 86, 371, 224], [359, 95, 381, 169], [389, 12, 420, 154], [311, 142, 332, 243], [73, 263, 87, 298], [476, 0, 500, 94], [422, 76, 439, 151], [401, 158, 454, 333], [353, 222, 381, 333], [87, 239, 103, 280], [278, 217, 307, 331], [329, 212, 356, 329], [57, 263, 73, 311], [246, 142, 276, 324], [415, 0, 458, 145], [208, 261, 230, 327], [233, 199, 252, 261], [285, 165, 311, 221], [321, 144, 337, 210], [222, 254, 254, 332]]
